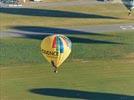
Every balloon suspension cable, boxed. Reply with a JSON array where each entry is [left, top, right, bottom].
[[51, 61, 58, 73]]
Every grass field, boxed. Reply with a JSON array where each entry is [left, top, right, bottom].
[[0, 31, 134, 100], [0, 1, 134, 99], [0, 3, 134, 30]]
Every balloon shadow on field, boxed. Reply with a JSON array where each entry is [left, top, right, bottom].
[[11, 26, 111, 36], [0, 8, 118, 19], [29, 88, 134, 100], [10, 26, 123, 44]]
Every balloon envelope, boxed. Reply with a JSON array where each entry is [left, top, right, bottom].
[[41, 34, 72, 68], [122, 0, 134, 10]]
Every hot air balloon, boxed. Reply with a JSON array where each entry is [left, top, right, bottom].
[[122, 0, 134, 16], [41, 34, 72, 73]]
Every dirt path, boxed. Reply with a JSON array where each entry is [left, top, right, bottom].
[[1, 23, 133, 38]]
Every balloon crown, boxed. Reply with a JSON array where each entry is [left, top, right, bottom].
[[52, 34, 72, 53]]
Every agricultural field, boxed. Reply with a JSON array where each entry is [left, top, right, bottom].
[[0, 3, 134, 30], [0, 0, 134, 100], [0, 31, 134, 100]]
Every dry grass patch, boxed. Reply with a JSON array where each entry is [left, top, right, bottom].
[[42, 0, 75, 2]]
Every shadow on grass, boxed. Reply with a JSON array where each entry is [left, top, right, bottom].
[[11, 26, 110, 36], [30, 88, 134, 100], [11, 26, 122, 44], [0, 8, 118, 19]]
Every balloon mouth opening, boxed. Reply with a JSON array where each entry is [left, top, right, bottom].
[[51, 60, 58, 73]]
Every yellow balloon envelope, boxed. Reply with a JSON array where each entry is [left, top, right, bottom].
[[41, 34, 72, 71]]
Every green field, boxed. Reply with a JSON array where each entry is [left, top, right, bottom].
[[0, 1, 134, 99], [0, 3, 134, 31], [0, 31, 134, 100]]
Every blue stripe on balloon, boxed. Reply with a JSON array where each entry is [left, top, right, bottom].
[[56, 36, 60, 52], [59, 37, 64, 53]]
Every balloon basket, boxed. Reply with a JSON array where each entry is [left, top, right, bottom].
[[54, 70, 58, 73]]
